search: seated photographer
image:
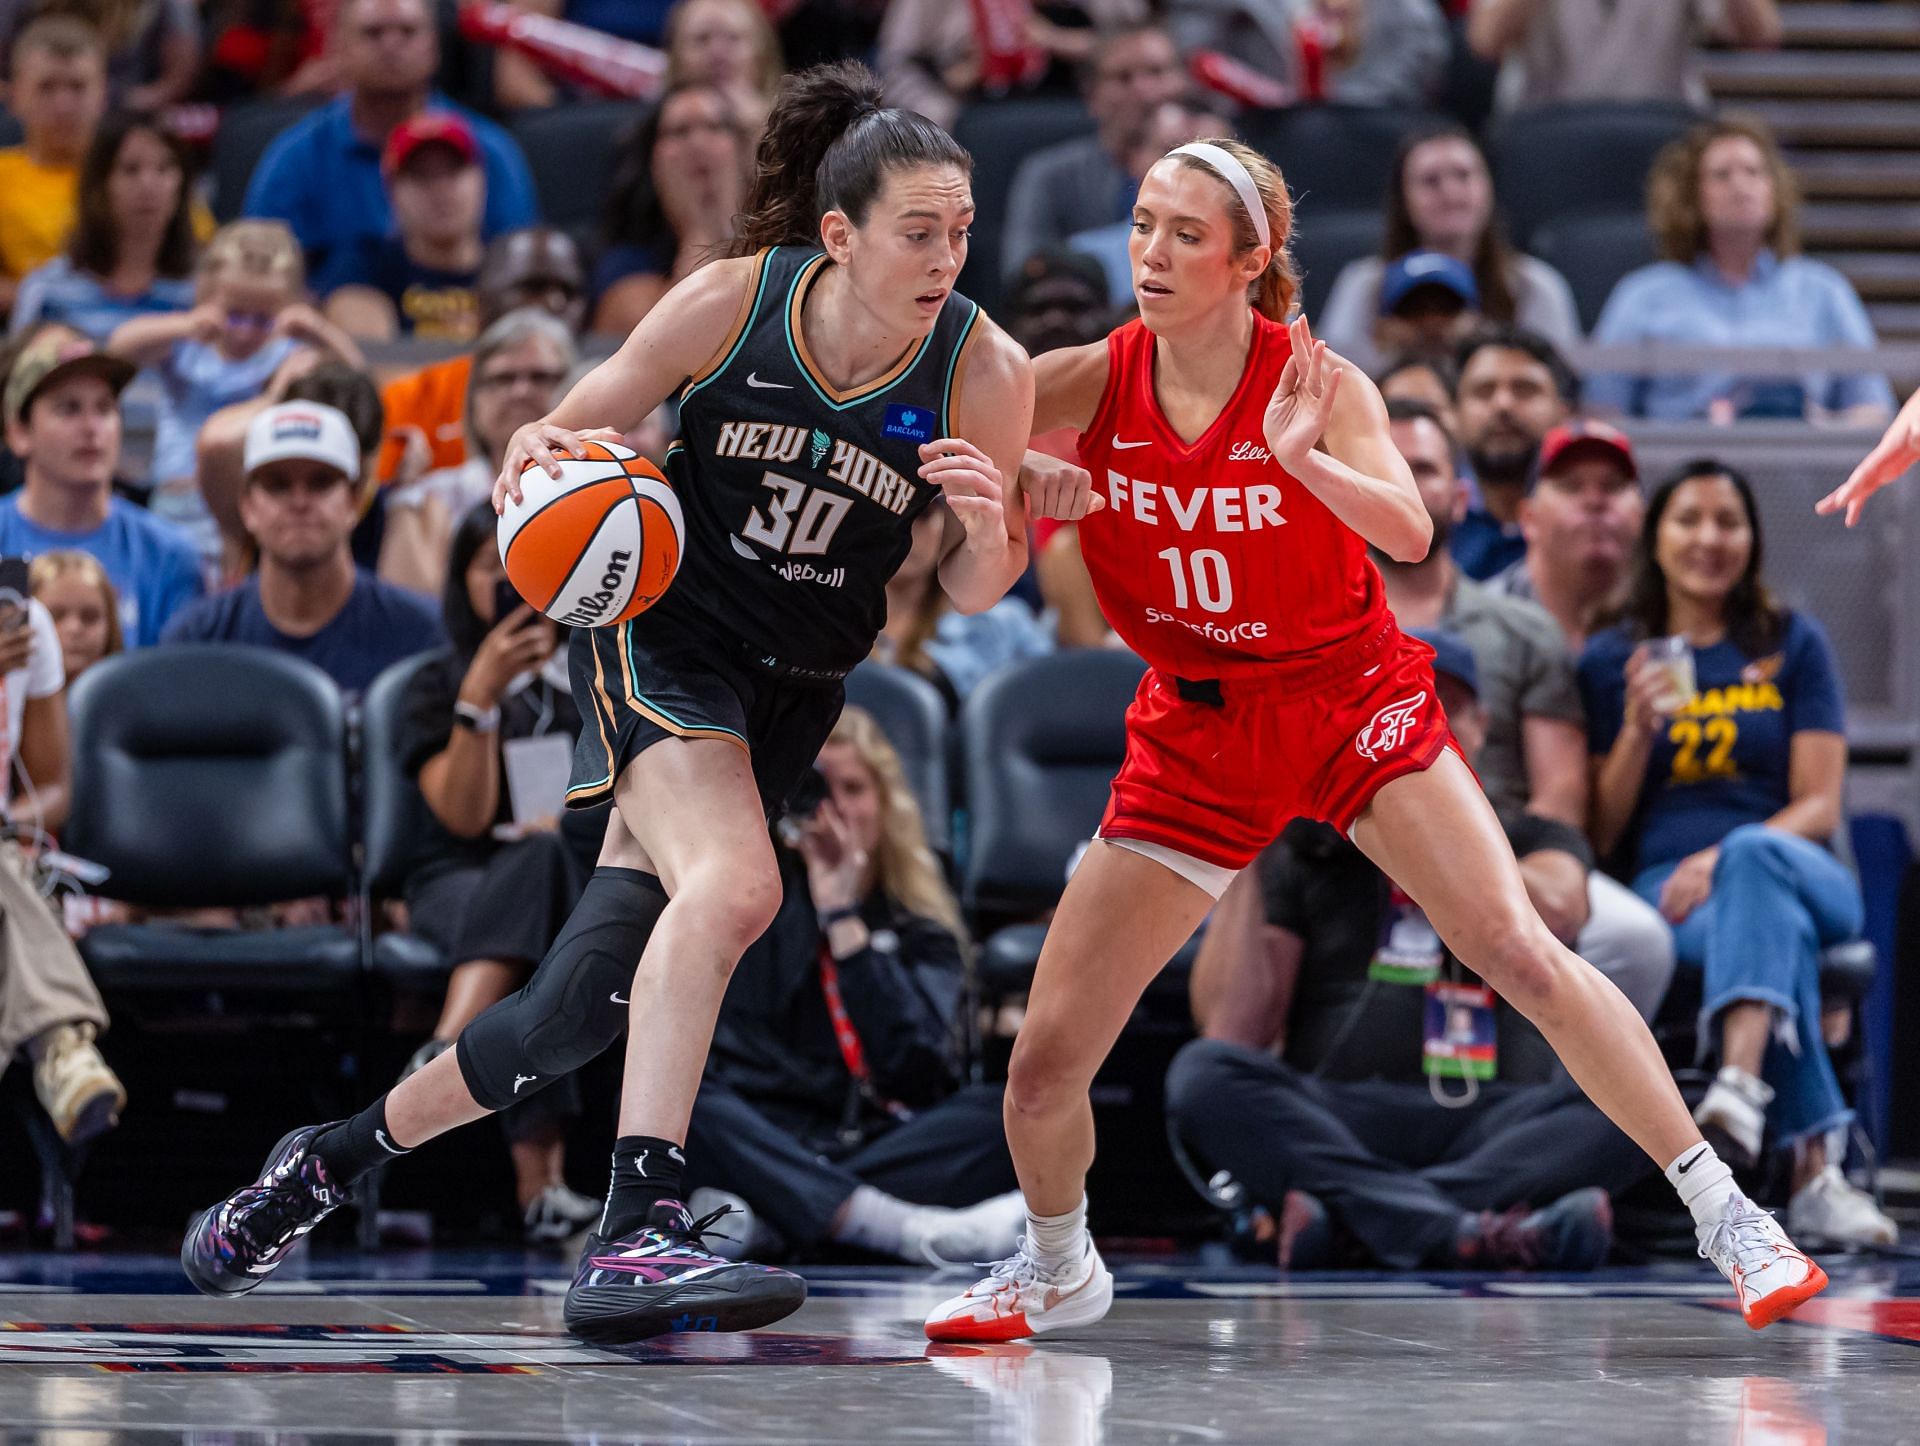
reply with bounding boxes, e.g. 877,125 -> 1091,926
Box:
0,579 -> 124,1146
1165,632 -> 1651,1271
392,502 -> 609,1245
686,708 -> 1024,1264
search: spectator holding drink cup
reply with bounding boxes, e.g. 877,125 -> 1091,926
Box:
1577,460 -> 1894,1248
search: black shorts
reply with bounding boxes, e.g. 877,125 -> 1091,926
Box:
566,614 -> 847,821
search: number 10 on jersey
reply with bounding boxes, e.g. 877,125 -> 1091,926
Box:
1157,547 -> 1234,614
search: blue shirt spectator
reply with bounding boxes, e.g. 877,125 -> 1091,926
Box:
162,569 -> 442,695
1579,609 -> 1843,873
1585,117 -> 1894,423
244,96 -> 537,277
152,335 -> 296,488
0,325 -> 202,646
1587,252 -> 1895,421
0,493 -> 201,647
10,257 -> 196,345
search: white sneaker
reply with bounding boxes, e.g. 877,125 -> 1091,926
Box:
924,1236 -> 1114,1342
1788,1165 -> 1899,1250
1699,1192 -> 1829,1329
1694,1066 -> 1772,1167
904,1191 -> 1027,1267
522,1184 -> 602,1247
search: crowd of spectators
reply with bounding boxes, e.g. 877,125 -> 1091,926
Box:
0,0 -> 1901,1259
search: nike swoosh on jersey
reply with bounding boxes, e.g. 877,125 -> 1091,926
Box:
1111,436 -> 1150,449
746,372 -> 791,389
514,1074 -> 536,1093
610,991 -> 629,1005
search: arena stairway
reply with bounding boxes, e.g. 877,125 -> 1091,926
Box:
1698,1 -> 1920,376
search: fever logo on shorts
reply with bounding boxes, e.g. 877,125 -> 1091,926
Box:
1355,692 -> 1427,762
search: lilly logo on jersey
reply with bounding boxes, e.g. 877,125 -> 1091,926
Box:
1229,440 -> 1272,463
1355,692 -> 1427,763
554,551 -> 633,627
882,405 -> 933,444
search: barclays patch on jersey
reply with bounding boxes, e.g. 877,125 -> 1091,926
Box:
882,404 -> 934,444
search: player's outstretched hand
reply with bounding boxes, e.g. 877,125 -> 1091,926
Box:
1264,314 -> 1342,474
493,424 -> 627,513
1019,451 -> 1105,521
1817,402 -> 1920,527
919,439 -> 1007,543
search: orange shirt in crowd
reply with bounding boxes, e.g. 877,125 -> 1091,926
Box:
378,353 -> 472,484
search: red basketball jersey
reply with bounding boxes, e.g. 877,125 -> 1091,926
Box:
1075,314 -> 1391,678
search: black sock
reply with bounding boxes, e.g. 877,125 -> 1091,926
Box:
311,1097 -> 412,1187
599,1134 -> 687,1238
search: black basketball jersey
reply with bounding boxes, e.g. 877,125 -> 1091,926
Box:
652,246 -> 983,676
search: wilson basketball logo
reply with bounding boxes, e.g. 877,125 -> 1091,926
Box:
1355,693 -> 1427,762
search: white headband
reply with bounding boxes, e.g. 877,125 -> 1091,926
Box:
1167,142 -> 1271,249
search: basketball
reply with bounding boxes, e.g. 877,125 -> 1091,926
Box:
496,440 -> 684,628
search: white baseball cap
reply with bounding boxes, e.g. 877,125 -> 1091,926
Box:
244,402 -> 361,482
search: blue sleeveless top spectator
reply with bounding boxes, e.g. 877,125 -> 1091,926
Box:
161,401 -> 442,695
1578,460 -> 1894,1248
9,112 -> 196,345
1587,117 -> 1894,424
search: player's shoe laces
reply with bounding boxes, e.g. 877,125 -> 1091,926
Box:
563,1199 -> 806,1344
1700,1192 -> 1829,1329
924,1236 -> 1114,1343
181,1124 -> 347,1297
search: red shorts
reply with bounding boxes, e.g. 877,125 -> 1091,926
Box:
1100,625 -> 1460,873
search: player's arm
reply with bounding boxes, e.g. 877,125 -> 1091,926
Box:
918,319 -> 1035,615
1818,384 -> 1920,526
494,257 -> 757,508
1017,340 -> 1111,522
1267,316 -> 1432,563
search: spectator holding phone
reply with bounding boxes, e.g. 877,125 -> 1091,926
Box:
29,549 -> 122,685
159,401 -> 441,696
392,500 -> 606,1245
0,554 -> 124,1148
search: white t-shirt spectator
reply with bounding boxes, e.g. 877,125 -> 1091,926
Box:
0,599 -> 64,782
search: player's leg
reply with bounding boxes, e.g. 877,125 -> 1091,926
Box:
925,840 -> 1215,1342
1352,751 -> 1827,1328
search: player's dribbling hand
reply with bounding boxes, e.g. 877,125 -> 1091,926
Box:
1018,451 -> 1105,521
493,424 -> 627,512
918,439 -> 1007,544
1264,315 -> 1343,473
1817,405 -> 1920,527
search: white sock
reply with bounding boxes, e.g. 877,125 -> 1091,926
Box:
831,1185 -> 918,1256
1025,1197 -> 1089,1270
1666,1143 -> 1741,1240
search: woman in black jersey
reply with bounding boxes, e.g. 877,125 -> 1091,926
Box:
183,61 -> 1037,1347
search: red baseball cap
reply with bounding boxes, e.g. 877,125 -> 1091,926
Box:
1535,419 -> 1638,482
382,112 -> 479,179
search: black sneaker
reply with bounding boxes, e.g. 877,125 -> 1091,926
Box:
181,1124 -> 348,1297
563,1198 -> 807,1344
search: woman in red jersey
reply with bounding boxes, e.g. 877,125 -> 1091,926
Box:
927,138 -> 1828,1342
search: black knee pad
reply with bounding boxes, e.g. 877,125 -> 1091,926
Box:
456,866 -> 667,1113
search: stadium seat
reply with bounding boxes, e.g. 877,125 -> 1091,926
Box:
65,646 -> 359,992
361,650 -> 453,989
1528,209 -> 1658,331
509,100 -> 647,237
1240,106 -> 1448,212
1490,100 -> 1698,252
209,95 -> 325,222
960,648 -> 1145,927
845,660 -> 953,858
952,96 -> 1098,315
1290,206 -> 1385,322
